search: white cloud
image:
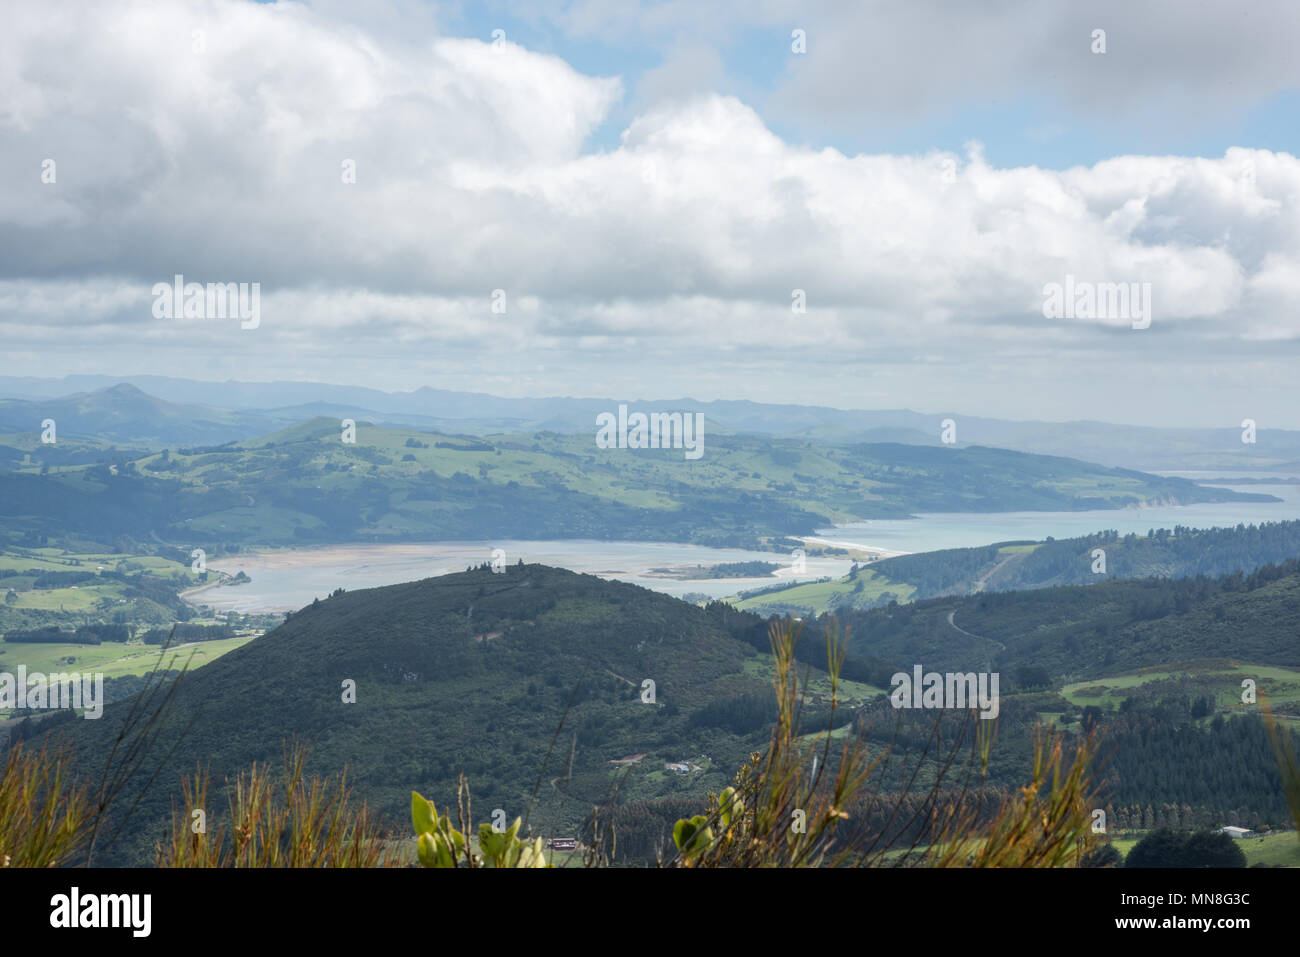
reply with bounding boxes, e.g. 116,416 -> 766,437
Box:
1,0 -> 1298,425
482,1 -> 1300,133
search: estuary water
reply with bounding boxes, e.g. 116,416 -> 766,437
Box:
193,475 -> 1300,614
811,476 -> 1300,554
198,539 -> 853,613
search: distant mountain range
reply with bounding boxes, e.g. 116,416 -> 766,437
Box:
1,376 -> 1297,471
0,384 -> 269,448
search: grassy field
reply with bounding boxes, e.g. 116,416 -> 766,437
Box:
730,567 -> 916,615
0,545 -> 202,621
796,723 -> 854,746
1236,831 -> 1300,866
728,540 -> 1049,616
741,652 -> 888,705
0,547 -> 186,575
879,830 -> 1300,867
996,544 -> 1040,556
739,651 -> 888,746
0,635 -> 255,679
1107,830 -> 1300,867
0,634 -> 257,720
1061,663 -> 1300,712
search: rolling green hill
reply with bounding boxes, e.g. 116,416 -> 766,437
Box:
0,417 -> 1273,553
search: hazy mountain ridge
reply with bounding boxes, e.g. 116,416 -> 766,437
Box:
2,377 -> 1297,470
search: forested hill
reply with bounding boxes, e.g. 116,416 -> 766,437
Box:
873,520 -> 1300,595
839,557 -> 1300,679
50,564 -> 788,864
736,520 -> 1300,616
37,559 -> 1300,865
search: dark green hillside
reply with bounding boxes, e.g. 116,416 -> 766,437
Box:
841,559 -> 1300,679
53,564 -> 784,865
742,565 -> 1300,837
36,560 -> 1300,865
872,521 -> 1300,595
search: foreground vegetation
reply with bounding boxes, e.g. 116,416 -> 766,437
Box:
8,561 -> 1295,862
4,620 -> 1113,868
4,559 -> 1297,867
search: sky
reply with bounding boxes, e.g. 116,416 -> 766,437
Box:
1,0 -> 1299,428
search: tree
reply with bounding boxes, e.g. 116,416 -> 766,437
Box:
1082,843 -> 1122,868
1081,705 -> 1104,732
1125,829 -> 1246,868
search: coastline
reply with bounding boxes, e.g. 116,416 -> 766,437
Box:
177,576 -> 233,604
795,536 -> 910,560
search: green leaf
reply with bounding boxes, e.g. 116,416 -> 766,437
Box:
673,815 -> 713,858
672,817 -> 692,850
518,837 -> 550,868
437,839 -> 456,868
411,791 -> 437,837
479,824 -> 506,864
718,787 -> 742,828
417,832 -> 439,868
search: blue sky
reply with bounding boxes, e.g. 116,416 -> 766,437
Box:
440,1 -> 1300,168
